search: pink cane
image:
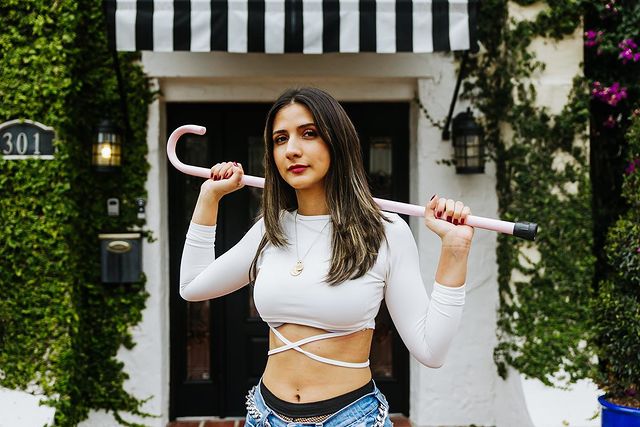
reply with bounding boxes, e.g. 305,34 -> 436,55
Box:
168,125 -> 538,241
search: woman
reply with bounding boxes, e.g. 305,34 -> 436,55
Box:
180,87 -> 474,427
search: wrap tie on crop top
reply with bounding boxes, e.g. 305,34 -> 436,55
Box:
180,210 -> 466,369
268,326 -> 370,368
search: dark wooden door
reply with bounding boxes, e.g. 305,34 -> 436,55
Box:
168,102 -> 410,419
342,102 -> 410,414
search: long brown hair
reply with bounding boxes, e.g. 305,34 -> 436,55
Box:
250,87 -> 389,286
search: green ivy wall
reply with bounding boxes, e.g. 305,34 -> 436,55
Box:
0,1 -> 154,425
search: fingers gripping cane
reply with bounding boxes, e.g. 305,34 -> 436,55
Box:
168,125 -> 538,241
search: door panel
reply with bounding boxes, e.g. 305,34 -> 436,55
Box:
169,104 -> 269,417
169,102 -> 410,418
343,103 -> 410,412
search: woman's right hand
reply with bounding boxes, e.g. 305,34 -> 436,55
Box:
200,161 -> 245,201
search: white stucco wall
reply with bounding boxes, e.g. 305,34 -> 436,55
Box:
413,51 -> 598,427
508,3 -> 602,427
413,56 -> 535,427
0,387 -> 55,427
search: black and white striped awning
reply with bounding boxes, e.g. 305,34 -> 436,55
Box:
105,0 -> 477,53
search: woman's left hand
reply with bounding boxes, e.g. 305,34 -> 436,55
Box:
424,194 -> 475,247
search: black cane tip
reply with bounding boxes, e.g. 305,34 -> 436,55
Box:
513,221 -> 538,241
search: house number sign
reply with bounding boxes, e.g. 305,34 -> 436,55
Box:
0,119 -> 56,159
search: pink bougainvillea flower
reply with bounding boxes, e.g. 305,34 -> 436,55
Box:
625,158 -> 640,175
604,0 -> 619,14
591,81 -> 628,106
585,30 -> 604,47
618,39 -> 640,64
619,39 -> 638,50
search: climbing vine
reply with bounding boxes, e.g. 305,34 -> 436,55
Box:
465,0 -> 640,408
465,0 -> 595,385
0,0 -> 155,425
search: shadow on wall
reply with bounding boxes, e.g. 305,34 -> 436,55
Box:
521,375 -> 601,427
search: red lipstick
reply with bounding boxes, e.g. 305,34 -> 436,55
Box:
288,164 -> 308,174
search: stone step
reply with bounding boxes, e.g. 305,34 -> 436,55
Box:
168,414 -> 411,427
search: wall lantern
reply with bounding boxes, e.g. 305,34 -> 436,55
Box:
438,50 -> 485,174
92,119 -> 122,172
452,108 -> 485,174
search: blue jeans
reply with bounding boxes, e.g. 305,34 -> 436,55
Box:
244,377 -> 393,427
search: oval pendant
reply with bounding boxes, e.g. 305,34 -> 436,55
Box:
290,261 -> 304,276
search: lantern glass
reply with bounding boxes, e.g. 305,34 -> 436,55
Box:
92,120 -> 122,172
369,138 -> 393,177
368,137 -> 393,198
452,109 -> 484,174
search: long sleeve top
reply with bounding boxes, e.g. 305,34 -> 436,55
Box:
180,210 -> 466,369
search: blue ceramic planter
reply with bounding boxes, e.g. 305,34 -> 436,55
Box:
599,395 -> 640,426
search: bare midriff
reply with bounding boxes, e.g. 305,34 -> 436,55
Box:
261,323 -> 374,403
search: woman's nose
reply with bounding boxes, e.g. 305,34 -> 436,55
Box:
285,137 -> 302,158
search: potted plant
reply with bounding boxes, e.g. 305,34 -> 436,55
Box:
590,109 -> 640,425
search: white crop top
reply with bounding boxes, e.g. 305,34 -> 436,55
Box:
180,210 -> 466,369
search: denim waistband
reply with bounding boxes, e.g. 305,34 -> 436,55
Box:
245,376 -> 390,427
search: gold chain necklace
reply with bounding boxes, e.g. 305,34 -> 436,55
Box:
290,211 -> 330,276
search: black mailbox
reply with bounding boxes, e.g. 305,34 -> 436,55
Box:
99,233 -> 142,283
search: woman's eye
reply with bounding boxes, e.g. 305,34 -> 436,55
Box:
274,135 -> 287,144
303,129 -> 316,138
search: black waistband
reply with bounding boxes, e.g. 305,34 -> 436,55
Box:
260,379 -> 375,417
